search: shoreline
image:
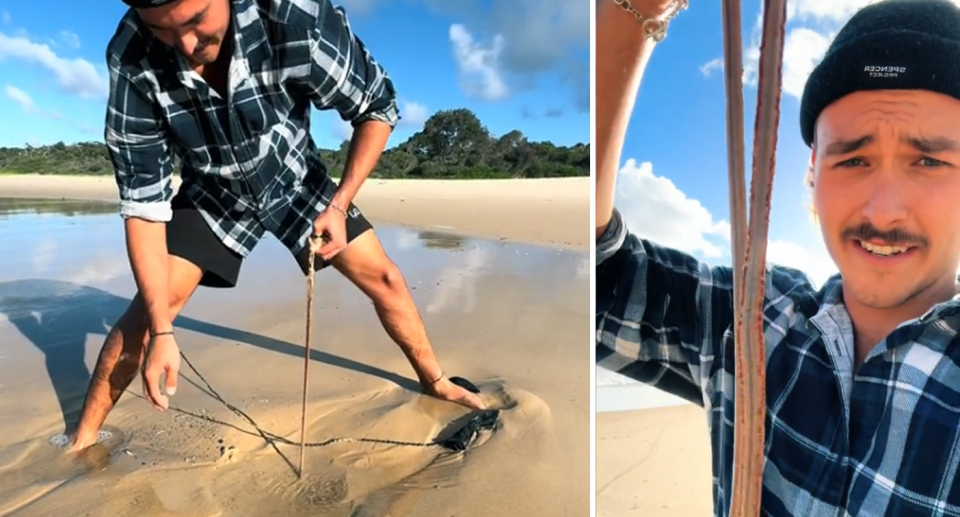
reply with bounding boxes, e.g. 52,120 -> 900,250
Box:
0,174 -> 590,251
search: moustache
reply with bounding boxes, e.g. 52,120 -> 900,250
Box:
192,36 -> 220,56
842,223 -> 928,248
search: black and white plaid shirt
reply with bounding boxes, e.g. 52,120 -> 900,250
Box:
104,0 -> 398,256
597,208 -> 960,516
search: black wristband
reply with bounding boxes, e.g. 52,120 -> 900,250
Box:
150,330 -> 174,338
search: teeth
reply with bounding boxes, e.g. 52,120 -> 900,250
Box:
860,241 -> 908,256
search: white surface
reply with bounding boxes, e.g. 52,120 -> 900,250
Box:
596,367 -> 694,413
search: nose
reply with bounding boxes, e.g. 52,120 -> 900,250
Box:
861,165 -> 909,231
177,33 -> 199,56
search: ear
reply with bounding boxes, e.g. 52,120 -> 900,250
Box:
806,146 -> 819,225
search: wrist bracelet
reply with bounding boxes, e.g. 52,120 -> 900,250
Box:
328,202 -> 348,217
612,0 -> 689,42
151,330 -> 174,338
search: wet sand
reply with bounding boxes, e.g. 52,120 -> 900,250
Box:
0,181 -> 589,517
0,174 -> 589,249
596,405 -> 713,517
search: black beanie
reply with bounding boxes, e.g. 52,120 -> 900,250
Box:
121,0 -> 177,7
799,0 -> 960,147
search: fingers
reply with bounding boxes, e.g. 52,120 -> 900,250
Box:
318,237 -> 347,261
465,392 -> 486,411
142,364 -> 168,411
165,360 -> 179,397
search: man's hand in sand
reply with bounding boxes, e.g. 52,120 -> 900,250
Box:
424,377 -> 486,411
142,333 -> 180,411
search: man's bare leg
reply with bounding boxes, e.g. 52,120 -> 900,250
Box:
330,230 -> 485,410
69,255 -> 204,451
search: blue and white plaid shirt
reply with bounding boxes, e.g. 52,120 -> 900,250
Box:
104,0 -> 398,256
597,208 -> 960,517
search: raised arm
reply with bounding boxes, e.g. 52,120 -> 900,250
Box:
596,0 -> 676,239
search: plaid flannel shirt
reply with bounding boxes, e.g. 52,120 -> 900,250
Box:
596,208 -> 960,517
104,0 -> 398,257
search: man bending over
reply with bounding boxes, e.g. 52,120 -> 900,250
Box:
70,0 -> 484,452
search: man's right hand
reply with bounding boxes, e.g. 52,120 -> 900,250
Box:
142,333 -> 181,411
596,0 -> 689,240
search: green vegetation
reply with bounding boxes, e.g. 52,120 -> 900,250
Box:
0,109 -> 588,179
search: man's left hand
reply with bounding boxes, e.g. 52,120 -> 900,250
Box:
424,377 -> 487,410
313,205 -> 348,261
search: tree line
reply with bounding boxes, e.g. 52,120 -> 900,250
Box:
0,108 -> 588,179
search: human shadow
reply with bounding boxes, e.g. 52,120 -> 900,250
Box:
0,279 -> 420,433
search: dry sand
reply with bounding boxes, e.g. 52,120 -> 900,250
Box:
596,405 -> 713,517
0,175 -> 590,517
0,174 -> 589,249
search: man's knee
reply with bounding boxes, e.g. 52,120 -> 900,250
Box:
374,260 -> 407,295
333,230 -> 408,295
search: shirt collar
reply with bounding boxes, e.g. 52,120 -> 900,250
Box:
810,272 -> 960,340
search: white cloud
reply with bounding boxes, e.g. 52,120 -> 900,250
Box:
488,0 -> 587,72
0,31 -> 107,99
713,0 -> 960,99
58,30 -> 80,49
4,84 -> 33,111
701,0 -> 866,99
4,84 -> 62,120
426,246 -> 490,315
615,159 -> 731,258
449,24 -> 507,101
616,157 -> 837,285
700,57 -> 723,77
789,0 -> 877,22
398,100 -> 429,128
767,238 -> 838,289
780,28 -> 831,98
331,119 -> 353,142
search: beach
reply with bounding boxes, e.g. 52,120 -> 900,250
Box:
0,176 -> 590,517
596,367 -> 713,516
0,174 -> 589,250
596,401 -> 713,516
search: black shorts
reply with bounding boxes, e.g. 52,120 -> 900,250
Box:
167,191 -> 373,289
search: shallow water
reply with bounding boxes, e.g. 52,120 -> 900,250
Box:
0,197 -> 590,517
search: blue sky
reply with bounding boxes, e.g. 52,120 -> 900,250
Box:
600,0 -> 881,389
0,0 -> 588,150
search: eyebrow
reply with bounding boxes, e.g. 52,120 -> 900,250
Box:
142,5 -> 209,30
823,134 -> 960,156
904,136 -> 960,153
824,135 -> 873,157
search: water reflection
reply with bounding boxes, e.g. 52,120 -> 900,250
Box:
0,199 -> 588,435
416,231 -> 466,251
0,197 -> 116,219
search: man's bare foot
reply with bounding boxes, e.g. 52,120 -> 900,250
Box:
423,378 -> 486,410
65,429 -> 101,454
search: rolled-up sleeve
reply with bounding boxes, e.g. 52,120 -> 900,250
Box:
306,2 -> 399,128
104,65 -> 175,222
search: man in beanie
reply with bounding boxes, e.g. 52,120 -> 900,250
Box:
68,0 -> 485,452
597,0 -> 960,514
